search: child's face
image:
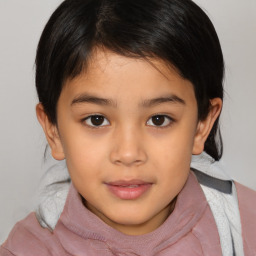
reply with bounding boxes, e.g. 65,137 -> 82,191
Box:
39,49 -> 218,235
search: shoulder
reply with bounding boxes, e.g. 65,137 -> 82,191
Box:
235,181 -> 256,217
235,182 -> 256,256
1,213 -> 65,256
235,182 -> 256,203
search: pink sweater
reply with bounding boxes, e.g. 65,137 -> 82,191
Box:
1,173 -> 255,256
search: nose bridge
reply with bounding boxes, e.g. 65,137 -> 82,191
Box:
110,123 -> 147,166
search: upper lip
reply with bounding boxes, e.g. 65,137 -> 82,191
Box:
105,180 -> 152,186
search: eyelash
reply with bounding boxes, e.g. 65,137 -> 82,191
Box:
146,115 -> 174,128
82,114 -> 174,128
83,115 -> 110,128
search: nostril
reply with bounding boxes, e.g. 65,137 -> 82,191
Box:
113,157 -> 142,166
110,148 -> 147,166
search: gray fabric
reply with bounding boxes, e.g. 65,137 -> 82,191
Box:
191,152 -> 244,256
192,168 -> 232,194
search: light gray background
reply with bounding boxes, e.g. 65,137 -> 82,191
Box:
0,0 -> 255,244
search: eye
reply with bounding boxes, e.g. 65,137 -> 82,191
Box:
147,115 -> 173,127
84,115 -> 110,127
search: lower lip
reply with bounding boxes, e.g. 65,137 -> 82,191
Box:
106,184 -> 152,200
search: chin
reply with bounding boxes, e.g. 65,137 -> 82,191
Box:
108,211 -> 153,226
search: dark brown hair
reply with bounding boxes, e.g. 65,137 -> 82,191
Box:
36,0 -> 224,160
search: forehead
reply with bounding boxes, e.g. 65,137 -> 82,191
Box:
61,49 -> 196,106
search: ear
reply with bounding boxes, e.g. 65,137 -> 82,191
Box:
36,103 -> 65,160
192,98 -> 222,155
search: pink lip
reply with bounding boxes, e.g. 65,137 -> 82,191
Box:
105,180 -> 152,200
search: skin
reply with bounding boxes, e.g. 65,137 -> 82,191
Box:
37,49 -> 222,236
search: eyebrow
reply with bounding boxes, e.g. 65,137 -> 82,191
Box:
71,93 -> 185,108
71,94 -> 117,107
140,94 -> 186,107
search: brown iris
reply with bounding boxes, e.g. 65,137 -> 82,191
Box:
90,115 -> 105,126
151,115 -> 166,126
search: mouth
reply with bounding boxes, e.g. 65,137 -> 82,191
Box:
105,180 -> 153,200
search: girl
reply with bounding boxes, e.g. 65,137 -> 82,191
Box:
1,0 -> 255,255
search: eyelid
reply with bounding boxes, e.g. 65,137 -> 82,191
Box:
146,114 -> 174,128
82,114 -> 110,128
81,113 -> 174,128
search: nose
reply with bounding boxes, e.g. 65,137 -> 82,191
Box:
109,126 -> 147,167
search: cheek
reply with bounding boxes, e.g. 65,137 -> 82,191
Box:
153,127 -> 195,162
155,143 -> 191,202
149,125 -> 195,183
60,131 -> 108,180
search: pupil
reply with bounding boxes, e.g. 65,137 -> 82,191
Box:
91,116 -> 104,126
152,115 -> 165,126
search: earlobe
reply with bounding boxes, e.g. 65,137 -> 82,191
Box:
192,98 -> 222,155
36,103 -> 65,160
